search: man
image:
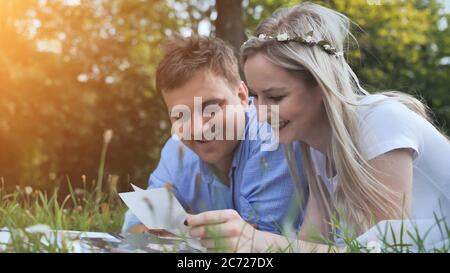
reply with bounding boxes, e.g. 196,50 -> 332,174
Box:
122,35 -> 306,235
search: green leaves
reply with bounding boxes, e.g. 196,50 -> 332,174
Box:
0,0 -> 174,189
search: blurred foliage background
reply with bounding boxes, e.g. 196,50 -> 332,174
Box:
0,0 -> 449,193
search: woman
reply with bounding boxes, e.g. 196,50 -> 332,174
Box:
185,2 -> 450,252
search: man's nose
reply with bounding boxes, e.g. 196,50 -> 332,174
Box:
191,112 -> 204,140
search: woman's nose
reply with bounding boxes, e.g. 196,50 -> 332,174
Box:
256,103 -> 279,125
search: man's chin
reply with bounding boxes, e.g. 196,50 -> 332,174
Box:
196,152 -> 221,165
184,140 -> 215,151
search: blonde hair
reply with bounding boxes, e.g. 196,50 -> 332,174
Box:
241,2 -> 439,236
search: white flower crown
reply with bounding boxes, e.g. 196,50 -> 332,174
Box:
247,31 -> 344,57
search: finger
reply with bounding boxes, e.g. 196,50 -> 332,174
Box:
189,222 -> 245,238
186,209 -> 238,227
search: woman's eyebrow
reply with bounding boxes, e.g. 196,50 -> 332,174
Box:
248,87 -> 286,94
261,87 -> 286,94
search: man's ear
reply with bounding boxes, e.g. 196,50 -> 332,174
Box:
237,81 -> 249,110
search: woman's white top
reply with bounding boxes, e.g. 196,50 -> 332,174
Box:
310,94 -> 450,222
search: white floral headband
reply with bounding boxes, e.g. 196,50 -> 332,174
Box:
246,30 -> 344,57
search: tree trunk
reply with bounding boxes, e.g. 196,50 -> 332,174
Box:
214,0 -> 246,56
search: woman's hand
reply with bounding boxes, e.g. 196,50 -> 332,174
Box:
186,209 -> 262,252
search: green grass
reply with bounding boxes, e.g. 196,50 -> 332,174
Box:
0,129 -> 132,252
0,176 -> 127,252
0,178 -> 449,253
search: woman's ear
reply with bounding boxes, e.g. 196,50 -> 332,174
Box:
237,81 -> 249,110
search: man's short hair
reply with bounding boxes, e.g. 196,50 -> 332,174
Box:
156,35 -> 241,93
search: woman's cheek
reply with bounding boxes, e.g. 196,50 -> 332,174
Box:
279,100 -> 295,121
